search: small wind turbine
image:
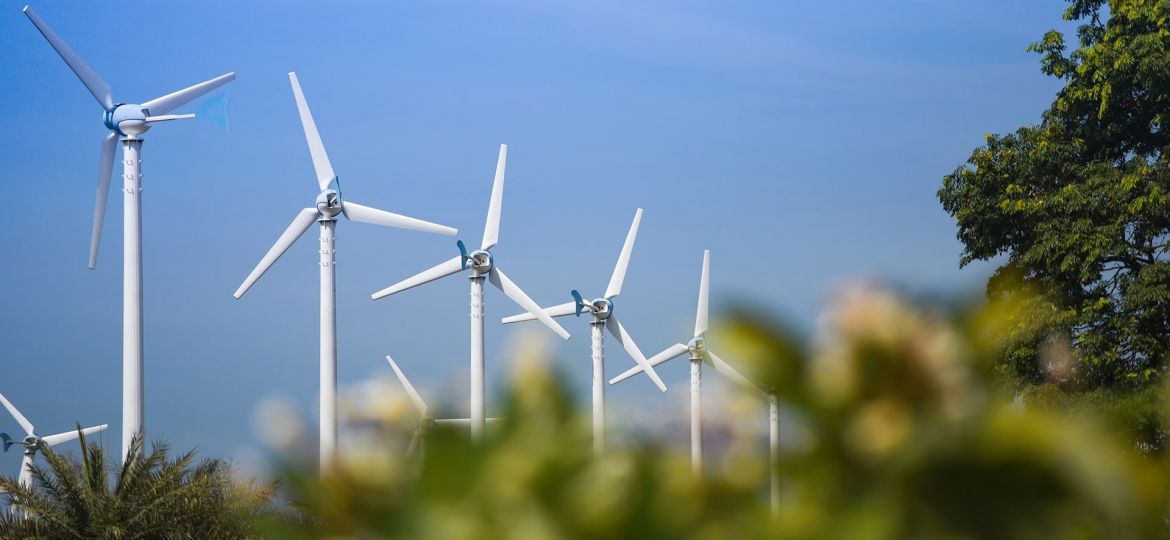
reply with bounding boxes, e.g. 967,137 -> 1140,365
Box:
0,391 -> 107,501
384,355 -> 498,457
500,208 -> 668,455
23,5 -> 234,460
608,250 -> 772,456
371,144 -> 571,442
234,72 -> 458,473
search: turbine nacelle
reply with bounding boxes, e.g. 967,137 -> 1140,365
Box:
458,241 -> 494,274
316,188 -> 343,219
581,297 -> 613,320
104,103 -> 150,136
688,336 -> 707,359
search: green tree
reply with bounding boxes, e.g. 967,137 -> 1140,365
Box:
938,0 -> 1170,388
0,432 -> 275,539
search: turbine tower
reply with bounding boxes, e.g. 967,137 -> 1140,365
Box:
385,355 -> 497,458
0,391 -> 107,517
500,208 -> 668,454
371,145 -> 571,442
234,73 -> 458,473
23,5 -> 235,461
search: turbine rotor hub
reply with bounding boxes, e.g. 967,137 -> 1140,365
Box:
468,249 -> 493,274
316,189 -> 342,218
590,297 -> 613,320
687,336 -> 707,358
23,435 -> 42,453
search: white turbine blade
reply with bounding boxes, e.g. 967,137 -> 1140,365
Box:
434,418 -> 472,426
287,72 -> 335,190
141,72 -> 236,116
488,268 -> 570,340
385,355 -> 428,417
89,131 -> 118,269
18,454 -> 33,488
480,144 -> 507,250
0,392 -> 34,436
41,424 -> 107,447
707,350 -> 760,394
233,208 -> 319,299
342,201 -> 458,236
371,256 -> 464,300
405,429 -> 421,457
695,250 -> 710,337
501,301 -> 578,324
609,342 -> 689,385
605,208 -> 643,299
605,316 -> 667,392
23,6 -> 114,111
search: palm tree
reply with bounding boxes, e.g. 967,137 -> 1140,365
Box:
0,429 -> 275,538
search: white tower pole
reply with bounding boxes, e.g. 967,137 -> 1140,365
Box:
469,275 -> 486,442
590,320 -> 606,455
769,393 -> 780,517
690,357 -> 703,473
319,219 -> 338,472
121,137 -> 144,462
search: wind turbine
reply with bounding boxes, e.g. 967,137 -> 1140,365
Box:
0,391 -> 107,503
384,355 -> 498,457
500,208 -> 667,455
23,5 -> 235,461
608,251 -> 775,485
371,144 -> 571,442
233,72 -> 458,473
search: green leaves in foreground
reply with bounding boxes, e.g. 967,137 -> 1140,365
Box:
0,432 -> 275,539
266,287 -> 1170,539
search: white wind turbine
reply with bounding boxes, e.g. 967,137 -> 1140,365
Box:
0,391 -> 107,501
384,355 -> 498,457
234,72 -> 458,473
23,6 -> 235,461
371,144 -> 571,442
608,250 -> 779,514
500,208 -> 667,455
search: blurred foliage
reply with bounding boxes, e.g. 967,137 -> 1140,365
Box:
937,0 -> 1170,387
0,432 -> 276,539
261,286 -> 1170,539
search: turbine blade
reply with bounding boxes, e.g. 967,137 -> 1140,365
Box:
0,392 -> 34,436
695,250 -> 710,337
342,201 -> 457,236
385,355 -> 428,417
488,267 -> 570,340
609,342 -> 690,385
405,429 -> 421,457
371,256 -> 464,300
480,144 -> 507,250
287,72 -> 335,190
707,350 -> 761,395
605,208 -> 643,299
41,424 -> 107,447
234,208 -> 319,299
141,72 -> 236,116
23,6 -> 114,111
501,300 -> 578,324
605,316 -> 667,392
18,454 -> 33,488
434,418 -> 472,426
89,131 -> 118,269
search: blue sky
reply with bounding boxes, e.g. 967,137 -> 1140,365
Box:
0,1 -> 1072,473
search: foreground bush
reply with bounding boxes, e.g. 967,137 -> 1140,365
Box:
0,433 -> 275,539
263,287 -> 1170,539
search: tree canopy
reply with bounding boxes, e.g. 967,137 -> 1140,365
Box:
939,0 -> 1170,388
